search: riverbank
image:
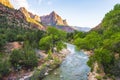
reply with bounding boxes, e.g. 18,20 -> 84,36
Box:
83,50 -> 100,80
3,48 -> 70,80
82,50 -> 94,56
82,50 -> 98,80
43,43 -> 90,80
31,46 -> 93,80
30,48 -> 70,80
6,43 -> 91,80
84,51 -> 106,80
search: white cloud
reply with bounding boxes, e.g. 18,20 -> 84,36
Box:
10,0 -> 29,9
10,0 -> 54,14
10,0 -> 36,14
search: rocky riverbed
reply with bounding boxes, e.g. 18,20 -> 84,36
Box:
43,43 -> 90,80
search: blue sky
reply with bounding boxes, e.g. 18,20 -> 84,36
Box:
10,0 -> 120,28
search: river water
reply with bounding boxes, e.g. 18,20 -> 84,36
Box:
43,43 -> 90,80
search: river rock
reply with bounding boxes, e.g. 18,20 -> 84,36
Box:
44,72 -> 48,76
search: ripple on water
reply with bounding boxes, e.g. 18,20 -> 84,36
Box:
60,52 -> 90,80
43,43 -> 90,80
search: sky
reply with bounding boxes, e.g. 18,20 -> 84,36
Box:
10,0 -> 120,28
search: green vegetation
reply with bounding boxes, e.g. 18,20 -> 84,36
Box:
0,25 -> 45,49
1,1 -> 120,79
39,27 -> 67,52
0,60 -> 11,78
39,36 -> 52,52
95,75 -> 102,80
0,22 -> 45,77
66,31 -> 86,42
0,54 -> 11,79
73,4 -> 120,77
10,47 -> 38,69
74,31 -> 102,50
0,20 -> 67,78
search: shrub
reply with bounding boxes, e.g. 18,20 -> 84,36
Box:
95,75 -> 102,80
10,48 -> 38,69
10,49 -> 23,67
0,59 -> 11,78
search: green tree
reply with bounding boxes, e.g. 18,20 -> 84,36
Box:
94,48 -> 112,65
114,4 -> 120,10
74,31 -> 86,39
39,27 -> 67,53
85,31 -> 102,50
74,31 -> 102,50
47,27 -> 66,52
77,4 -> 120,77
74,38 -> 87,50
88,48 -> 113,73
39,36 -> 52,52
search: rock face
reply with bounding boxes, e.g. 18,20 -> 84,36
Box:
40,11 -> 68,26
56,25 -> 74,32
91,23 -> 101,31
29,12 -> 41,22
0,0 -> 74,32
19,7 -> 44,29
19,7 -> 31,19
0,3 -> 44,30
34,15 -> 41,22
19,7 -> 41,22
63,19 -> 68,26
40,11 -> 75,32
0,0 -> 13,8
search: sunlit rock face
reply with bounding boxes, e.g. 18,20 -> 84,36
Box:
0,0 -> 73,32
19,7 -> 41,22
19,7 -> 44,29
0,3 -> 44,30
0,0 -> 13,8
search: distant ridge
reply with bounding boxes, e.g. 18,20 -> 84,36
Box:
71,26 -> 91,32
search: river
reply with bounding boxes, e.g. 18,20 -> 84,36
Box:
43,43 -> 90,80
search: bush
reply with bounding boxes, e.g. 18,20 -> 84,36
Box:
10,47 -> 38,69
109,59 -> 120,77
103,75 -> 107,79
95,75 -> 102,80
10,49 -> 23,67
0,59 -> 11,78
22,47 -> 38,68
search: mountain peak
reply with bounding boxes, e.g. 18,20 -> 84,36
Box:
0,0 -> 13,8
19,7 -> 31,18
19,7 -> 26,11
19,7 -> 44,29
41,11 -> 68,26
50,11 -> 56,15
19,7 -> 41,22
